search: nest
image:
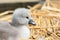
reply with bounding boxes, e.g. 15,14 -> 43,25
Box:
0,0 -> 60,40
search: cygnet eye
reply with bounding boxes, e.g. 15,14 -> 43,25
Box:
26,17 -> 29,19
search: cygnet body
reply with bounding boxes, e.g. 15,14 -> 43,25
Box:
0,8 -> 36,40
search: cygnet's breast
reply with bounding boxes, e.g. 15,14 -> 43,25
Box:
17,26 -> 30,38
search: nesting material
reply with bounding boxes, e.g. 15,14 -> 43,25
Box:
0,0 -> 60,40
1,10 -> 60,40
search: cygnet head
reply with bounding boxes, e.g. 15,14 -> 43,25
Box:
12,8 -> 36,26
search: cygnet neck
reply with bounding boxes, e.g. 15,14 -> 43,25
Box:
10,21 -> 27,27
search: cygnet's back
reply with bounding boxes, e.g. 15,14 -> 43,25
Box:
0,21 -> 18,40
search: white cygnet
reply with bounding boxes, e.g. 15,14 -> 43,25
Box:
0,8 -> 36,40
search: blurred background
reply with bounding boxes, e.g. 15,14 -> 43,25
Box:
0,0 -> 45,12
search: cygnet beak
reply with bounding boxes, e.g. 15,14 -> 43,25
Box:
29,19 -> 36,25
